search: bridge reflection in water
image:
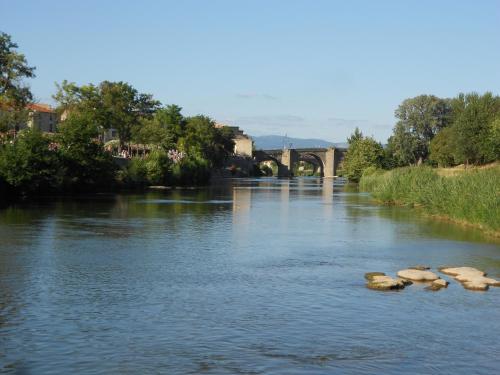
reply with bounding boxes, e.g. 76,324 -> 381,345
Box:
231,178 -> 336,234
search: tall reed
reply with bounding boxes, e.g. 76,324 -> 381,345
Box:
359,165 -> 500,233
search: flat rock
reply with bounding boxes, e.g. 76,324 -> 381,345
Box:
463,281 -> 489,291
439,267 -> 485,277
366,275 -> 406,291
397,269 -> 439,282
439,266 -> 499,291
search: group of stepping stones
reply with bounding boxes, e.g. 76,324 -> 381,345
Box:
365,265 -> 500,292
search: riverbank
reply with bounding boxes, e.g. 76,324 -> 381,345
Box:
359,165 -> 500,237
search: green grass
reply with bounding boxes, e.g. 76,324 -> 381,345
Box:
359,165 -> 500,234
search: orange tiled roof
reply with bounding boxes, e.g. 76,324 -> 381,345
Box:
27,103 -> 55,113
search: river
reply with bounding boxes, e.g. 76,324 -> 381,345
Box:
0,178 -> 499,374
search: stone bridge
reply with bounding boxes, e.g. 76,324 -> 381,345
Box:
254,147 -> 345,177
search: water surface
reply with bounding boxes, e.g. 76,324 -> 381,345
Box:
1,178 -> 499,374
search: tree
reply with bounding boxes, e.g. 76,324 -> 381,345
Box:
57,112 -> 117,190
389,95 -> 452,165
132,104 -> 185,150
0,129 -> 62,194
386,122 -> 420,166
342,131 -> 385,182
0,32 -> 36,131
451,92 -> 500,165
429,127 -> 456,167
347,127 -> 363,145
155,104 -> 185,143
53,80 -> 161,149
179,115 -> 234,167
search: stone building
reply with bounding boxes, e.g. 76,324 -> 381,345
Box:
26,104 -> 58,132
215,123 -> 253,157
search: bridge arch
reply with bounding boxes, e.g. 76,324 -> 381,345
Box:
297,152 -> 324,177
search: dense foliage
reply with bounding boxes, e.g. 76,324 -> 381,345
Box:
0,32 -> 235,199
0,32 -> 36,132
386,93 -> 499,168
341,128 -> 385,182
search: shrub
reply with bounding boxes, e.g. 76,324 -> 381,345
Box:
144,149 -> 170,185
169,156 -> 211,186
0,129 -> 63,195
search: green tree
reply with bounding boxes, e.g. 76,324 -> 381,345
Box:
342,131 -> 385,182
429,127 -> 456,167
57,112 -> 117,190
132,104 -> 185,150
451,92 -> 500,165
386,122 -> 420,166
179,115 -> 234,167
155,104 -> 185,143
0,129 -> 62,194
389,95 -> 452,165
0,32 -> 36,132
53,80 -> 161,149
347,127 -> 363,145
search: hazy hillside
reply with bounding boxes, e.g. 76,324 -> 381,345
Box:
252,135 -> 347,150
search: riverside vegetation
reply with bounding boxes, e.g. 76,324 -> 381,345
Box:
0,32 -> 234,200
359,165 -> 500,235
341,92 -> 499,235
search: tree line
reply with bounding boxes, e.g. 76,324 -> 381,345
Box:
342,93 -> 500,181
0,31 -> 234,198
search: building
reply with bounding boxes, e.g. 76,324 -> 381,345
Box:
26,103 -> 58,133
215,123 -> 253,157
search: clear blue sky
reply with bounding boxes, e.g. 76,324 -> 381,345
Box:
2,0 -> 499,142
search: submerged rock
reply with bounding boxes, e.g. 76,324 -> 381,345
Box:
439,266 -> 500,292
397,269 -> 440,282
366,275 -> 406,291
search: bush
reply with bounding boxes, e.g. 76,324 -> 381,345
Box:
144,149 -> 170,185
169,156 -> 211,186
125,157 -> 148,186
343,132 -> 385,182
0,129 -> 63,195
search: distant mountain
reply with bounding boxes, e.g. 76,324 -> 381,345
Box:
251,135 -> 347,150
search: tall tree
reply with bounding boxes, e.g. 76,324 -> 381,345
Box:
451,92 -> 500,165
0,32 -> 36,131
389,95 -> 452,165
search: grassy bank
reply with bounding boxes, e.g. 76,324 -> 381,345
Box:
359,165 -> 500,235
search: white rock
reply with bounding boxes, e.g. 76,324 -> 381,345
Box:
439,267 -> 485,277
463,280 -> 489,291
397,269 -> 439,281
439,266 -> 500,292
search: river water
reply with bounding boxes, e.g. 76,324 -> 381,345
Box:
0,178 -> 499,374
